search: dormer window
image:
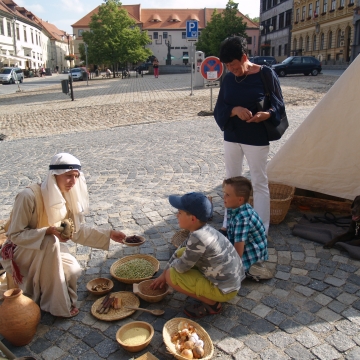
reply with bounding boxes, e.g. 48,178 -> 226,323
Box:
188,14 -> 199,21
169,14 -> 180,22
150,14 -> 162,22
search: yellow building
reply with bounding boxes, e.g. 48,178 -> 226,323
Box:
291,0 -> 355,64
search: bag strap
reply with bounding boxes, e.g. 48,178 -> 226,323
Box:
259,66 -> 271,98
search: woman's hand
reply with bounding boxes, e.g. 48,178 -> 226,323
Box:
150,271 -> 167,290
246,111 -> 271,123
45,227 -> 69,242
110,230 -> 126,243
231,106 -> 253,121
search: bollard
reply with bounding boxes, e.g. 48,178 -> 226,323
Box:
61,79 -> 69,94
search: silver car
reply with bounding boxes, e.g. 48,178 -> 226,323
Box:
0,67 -> 24,84
69,68 -> 86,81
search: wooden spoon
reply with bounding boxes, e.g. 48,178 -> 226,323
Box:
124,306 -> 164,316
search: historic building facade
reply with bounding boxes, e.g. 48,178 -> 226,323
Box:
260,0 -> 293,62
291,0 -> 356,64
72,5 -> 260,66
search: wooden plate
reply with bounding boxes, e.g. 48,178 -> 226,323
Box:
90,291 -> 140,321
123,235 -> 146,247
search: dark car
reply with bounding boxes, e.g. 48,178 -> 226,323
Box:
250,56 -> 277,66
272,56 -> 322,77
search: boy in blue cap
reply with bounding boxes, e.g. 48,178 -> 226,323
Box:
151,192 -> 244,318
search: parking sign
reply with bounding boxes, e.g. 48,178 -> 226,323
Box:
186,20 -> 198,41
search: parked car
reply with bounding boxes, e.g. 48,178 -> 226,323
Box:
135,63 -> 149,72
0,67 -> 24,84
250,56 -> 277,66
69,67 -> 87,81
272,56 -> 322,77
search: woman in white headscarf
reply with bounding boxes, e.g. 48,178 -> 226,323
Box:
0,153 -> 126,318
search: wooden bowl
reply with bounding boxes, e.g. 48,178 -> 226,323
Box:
116,321 -> 154,352
110,255 -> 159,284
123,235 -> 145,247
133,279 -> 172,303
86,278 -> 114,296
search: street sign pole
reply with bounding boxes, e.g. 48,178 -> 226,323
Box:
190,42 -> 193,96
186,20 -> 198,97
85,43 -> 89,86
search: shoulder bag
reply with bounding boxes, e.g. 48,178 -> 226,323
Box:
258,68 -> 289,141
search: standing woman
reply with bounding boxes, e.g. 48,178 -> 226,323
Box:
0,153 -> 126,318
214,36 -> 285,234
153,57 -> 159,78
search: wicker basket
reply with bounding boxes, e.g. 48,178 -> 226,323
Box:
116,321 -> 154,352
133,279 -> 172,303
136,352 -> 159,360
163,318 -> 214,360
249,183 -> 295,224
171,229 -> 190,248
110,254 -> 160,284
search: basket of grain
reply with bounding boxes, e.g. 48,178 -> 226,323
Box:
110,254 -> 160,284
116,321 -> 154,352
249,182 -> 295,224
133,279 -> 172,303
163,317 -> 214,360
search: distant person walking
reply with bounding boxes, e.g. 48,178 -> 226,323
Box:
153,58 -> 159,78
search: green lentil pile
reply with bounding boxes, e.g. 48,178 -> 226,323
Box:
115,259 -> 154,279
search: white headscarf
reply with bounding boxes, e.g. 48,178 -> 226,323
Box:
41,153 -> 89,231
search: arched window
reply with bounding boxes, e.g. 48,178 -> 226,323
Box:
313,35 -> 317,51
299,37 -> 303,51
328,31 -> 333,48
337,29 -> 341,47
320,33 -> 324,50
294,38 -> 297,51
306,36 -> 310,51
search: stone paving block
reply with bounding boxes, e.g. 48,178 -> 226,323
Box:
332,255 -> 349,264
346,346 -> 360,360
294,311 -> 316,325
311,343 -> 342,360
94,338 -> 119,358
295,329 -> 321,348
284,343 -> 313,360
291,267 -> 308,276
276,302 -> 299,316
323,286 -> 343,299
275,271 -> 291,280
265,310 -> 287,326
238,297 -> 257,311
342,307 -> 360,325
272,289 -> 289,298
261,295 -> 281,308
316,308 -> 342,323
324,276 -> 346,287
325,332 -> 356,352
335,319 -> 360,336
217,337 -> 243,354
292,252 -> 305,261
244,334 -> 270,352
38,345 -> 65,360
267,331 -> 295,348
336,292 -> 358,305
279,319 -> 301,334
251,304 -> 272,318
248,319 -> 276,334
260,348 -> 290,360
213,316 -> 239,332
233,346 -> 257,360
294,285 -> 315,297
314,293 -> 333,306
247,290 -> 264,301
309,322 -> 335,334
305,256 -> 320,264
231,324 -> 251,339
328,300 -> 347,314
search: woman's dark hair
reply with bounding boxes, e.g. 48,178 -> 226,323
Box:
219,36 -> 248,63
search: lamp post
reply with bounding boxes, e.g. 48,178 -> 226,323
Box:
165,35 -> 172,65
62,33 -> 76,101
259,24 -> 274,56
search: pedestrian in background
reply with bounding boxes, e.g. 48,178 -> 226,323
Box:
153,58 -> 159,78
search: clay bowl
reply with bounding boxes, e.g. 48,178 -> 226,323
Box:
86,277 -> 114,296
123,235 -> 145,247
116,321 -> 154,352
133,279 -> 172,303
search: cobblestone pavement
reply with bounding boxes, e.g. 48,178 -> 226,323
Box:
1,74 -> 360,360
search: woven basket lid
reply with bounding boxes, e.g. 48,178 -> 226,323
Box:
170,229 -> 190,248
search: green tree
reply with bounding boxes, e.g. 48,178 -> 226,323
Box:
196,0 -> 247,57
81,0 -> 151,74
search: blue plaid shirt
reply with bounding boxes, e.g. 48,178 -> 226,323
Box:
227,203 -> 268,272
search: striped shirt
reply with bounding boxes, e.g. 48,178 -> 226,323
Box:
227,203 -> 268,272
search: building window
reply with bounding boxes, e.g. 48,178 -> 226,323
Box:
337,29 -> 341,47
313,35 -> 317,50
0,18 -> 4,35
340,0 -> 344,5
7,21 -> 11,37
302,6 -> 306,20
163,32 -> 168,39
247,36 -> 252,44
349,0 -> 354,4
328,31 -> 332,48
36,33 -> 38,45
16,26 -> 20,40
182,32 -> 186,39
153,32 -> 158,39
306,36 -> 310,51
299,37 -> 303,50
315,1 -> 320,15
331,0 -> 336,10
320,33 -> 324,49
262,0 -> 267,11
278,44 -> 282,56
284,43 -> 288,55
31,31 -> 34,44
271,47 -> 275,56
271,16 -> 277,31
285,11 -> 291,26
308,3 -> 313,17
294,38 -> 297,51
78,29 -> 84,36
279,13 -> 284,29
296,8 -> 299,22
323,0 -> 328,13
23,26 -> 27,42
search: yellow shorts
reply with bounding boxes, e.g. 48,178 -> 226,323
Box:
169,248 -> 237,303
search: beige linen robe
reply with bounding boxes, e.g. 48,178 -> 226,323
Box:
0,184 -> 111,317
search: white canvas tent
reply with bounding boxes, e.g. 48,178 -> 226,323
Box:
267,55 -> 360,201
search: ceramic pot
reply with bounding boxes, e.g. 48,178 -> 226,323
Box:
0,288 -> 41,346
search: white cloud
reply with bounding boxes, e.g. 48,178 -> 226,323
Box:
61,0 -> 84,14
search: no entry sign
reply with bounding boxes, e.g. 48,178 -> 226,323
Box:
200,56 -> 224,81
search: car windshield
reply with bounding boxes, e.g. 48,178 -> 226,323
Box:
70,69 -> 81,73
282,57 -> 294,64
0,69 -> 12,74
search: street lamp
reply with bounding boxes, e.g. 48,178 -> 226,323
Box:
62,33 -> 76,101
259,24 -> 274,56
164,35 -> 172,65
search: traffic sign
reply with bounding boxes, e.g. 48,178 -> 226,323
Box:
200,56 -> 224,81
186,20 -> 198,40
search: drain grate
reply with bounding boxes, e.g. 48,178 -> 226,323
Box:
0,134 -> 7,141
197,111 -> 214,116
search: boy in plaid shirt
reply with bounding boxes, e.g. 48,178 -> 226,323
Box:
223,176 -> 268,273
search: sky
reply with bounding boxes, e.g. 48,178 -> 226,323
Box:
14,0 -> 260,34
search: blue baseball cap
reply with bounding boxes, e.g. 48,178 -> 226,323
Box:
169,192 -> 213,222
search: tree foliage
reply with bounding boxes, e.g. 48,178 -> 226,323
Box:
81,0 -> 151,68
196,0 -> 247,57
